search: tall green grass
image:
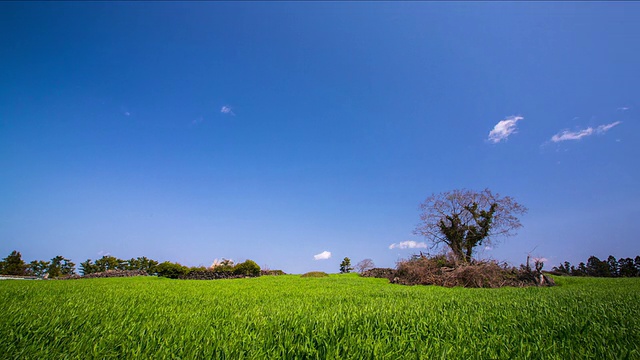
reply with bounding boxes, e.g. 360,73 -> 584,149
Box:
1,274 -> 639,359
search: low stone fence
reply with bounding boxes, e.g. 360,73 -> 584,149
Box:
179,270 -> 256,280
0,275 -> 41,280
361,268 -> 396,280
63,270 -> 149,279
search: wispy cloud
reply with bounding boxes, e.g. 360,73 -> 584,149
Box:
617,107 -> 630,111
119,105 -> 131,117
389,241 -> 428,250
488,115 -> 523,143
551,121 -> 622,142
596,121 -> 622,133
221,105 -> 235,116
551,128 -> 594,142
192,116 -> 204,125
313,251 -> 332,260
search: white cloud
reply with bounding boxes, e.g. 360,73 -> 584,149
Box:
617,107 -> 630,111
313,251 -> 332,260
221,106 -> 235,116
551,121 -> 621,142
389,241 -> 428,250
124,111 -> 131,116
488,115 -> 523,143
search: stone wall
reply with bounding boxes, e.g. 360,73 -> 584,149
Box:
179,270 -> 257,280
82,270 -> 148,278
361,268 -> 396,280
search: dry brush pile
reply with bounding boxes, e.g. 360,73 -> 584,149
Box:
362,256 -> 555,288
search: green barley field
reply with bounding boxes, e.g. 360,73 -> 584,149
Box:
1,274 -> 639,359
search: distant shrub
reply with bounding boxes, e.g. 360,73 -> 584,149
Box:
233,260 -> 261,277
156,262 -> 189,279
261,269 -> 286,276
301,271 -> 329,278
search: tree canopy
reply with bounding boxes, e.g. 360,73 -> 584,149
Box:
340,257 -> 353,273
0,250 -> 27,276
414,188 -> 527,263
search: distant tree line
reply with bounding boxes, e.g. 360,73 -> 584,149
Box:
151,258 -> 261,279
0,250 -> 263,279
80,256 -> 159,275
0,251 -> 75,278
552,255 -> 640,277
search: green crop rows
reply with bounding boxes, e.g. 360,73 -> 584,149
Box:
1,274 -> 639,359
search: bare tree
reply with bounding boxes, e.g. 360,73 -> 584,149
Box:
414,188 -> 527,263
355,258 -> 375,274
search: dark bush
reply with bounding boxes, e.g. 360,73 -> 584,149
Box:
233,260 -> 261,277
156,262 -> 189,279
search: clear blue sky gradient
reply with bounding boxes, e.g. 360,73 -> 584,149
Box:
1,3 -> 638,273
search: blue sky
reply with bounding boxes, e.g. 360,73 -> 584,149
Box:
1,2 -> 638,273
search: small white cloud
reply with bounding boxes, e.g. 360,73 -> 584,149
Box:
124,111 -> 131,116
389,241 -> 428,250
313,251 -> 332,260
551,121 -> 621,142
617,107 -> 630,111
221,106 -> 235,116
488,115 -> 523,143
484,246 -> 493,251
